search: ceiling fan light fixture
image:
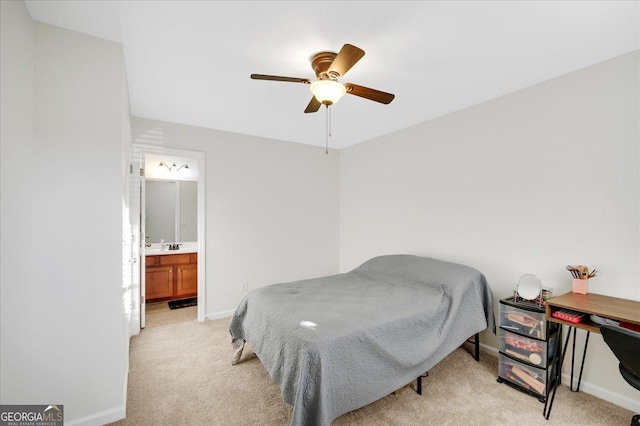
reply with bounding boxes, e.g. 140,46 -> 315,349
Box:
310,80 -> 346,105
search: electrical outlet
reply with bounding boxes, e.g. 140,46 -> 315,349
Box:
241,281 -> 248,292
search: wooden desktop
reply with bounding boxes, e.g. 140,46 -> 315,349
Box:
545,292 -> 640,333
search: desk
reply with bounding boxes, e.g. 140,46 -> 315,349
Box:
546,292 -> 640,331
543,292 -> 640,419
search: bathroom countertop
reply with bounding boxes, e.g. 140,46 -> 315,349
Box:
145,243 -> 198,256
146,249 -> 197,256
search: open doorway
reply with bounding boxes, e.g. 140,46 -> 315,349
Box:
129,145 -> 205,335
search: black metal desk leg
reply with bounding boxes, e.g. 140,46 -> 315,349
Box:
544,326 -> 591,420
573,331 -> 590,392
544,327 -> 573,420
570,328 -> 577,388
569,328 -> 590,392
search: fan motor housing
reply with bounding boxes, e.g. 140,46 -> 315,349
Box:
311,51 -> 339,80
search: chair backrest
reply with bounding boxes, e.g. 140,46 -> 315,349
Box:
601,324 -> 640,387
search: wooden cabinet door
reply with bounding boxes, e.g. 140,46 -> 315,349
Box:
176,263 -> 197,297
146,266 -> 174,301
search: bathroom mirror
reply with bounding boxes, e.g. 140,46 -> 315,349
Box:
145,180 -> 197,243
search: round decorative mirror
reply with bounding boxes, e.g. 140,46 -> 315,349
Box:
517,274 -> 542,300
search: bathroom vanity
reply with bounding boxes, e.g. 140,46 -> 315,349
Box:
145,251 -> 197,302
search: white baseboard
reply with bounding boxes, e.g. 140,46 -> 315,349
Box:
205,310 -> 234,321
562,374 -> 640,413
64,405 -> 125,426
480,342 -> 498,355
483,344 -> 639,414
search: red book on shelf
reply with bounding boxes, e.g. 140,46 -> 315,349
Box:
552,309 -> 586,324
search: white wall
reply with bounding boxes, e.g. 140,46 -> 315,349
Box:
180,180 -> 198,242
1,7 -> 131,424
1,0 -> 36,403
131,118 -> 341,317
340,51 -> 639,410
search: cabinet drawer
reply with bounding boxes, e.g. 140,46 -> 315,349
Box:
499,354 -> 549,396
159,253 -> 192,266
499,305 -> 546,339
499,329 -> 557,368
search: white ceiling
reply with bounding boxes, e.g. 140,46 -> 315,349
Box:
24,1 -> 639,149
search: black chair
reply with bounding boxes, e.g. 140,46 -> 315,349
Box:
600,324 -> 640,426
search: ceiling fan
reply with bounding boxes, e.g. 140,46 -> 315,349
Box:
251,44 -> 395,113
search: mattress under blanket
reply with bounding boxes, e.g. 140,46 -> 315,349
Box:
229,254 -> 495,426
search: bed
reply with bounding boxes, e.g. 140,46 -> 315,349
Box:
229,254 -> 495,426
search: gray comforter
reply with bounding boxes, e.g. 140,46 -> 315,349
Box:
229,254 -> 495,426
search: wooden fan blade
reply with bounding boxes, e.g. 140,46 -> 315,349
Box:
345,83 -> 395,104
328,44 -> 365,77
304,96 -> 322,113
251,74 -> 311,84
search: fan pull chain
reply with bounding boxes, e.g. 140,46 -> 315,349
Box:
325,105 -> 330,154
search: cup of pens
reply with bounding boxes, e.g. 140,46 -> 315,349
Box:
566,265 -> 597,295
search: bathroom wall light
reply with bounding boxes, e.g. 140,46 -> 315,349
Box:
159,162 -> 189,172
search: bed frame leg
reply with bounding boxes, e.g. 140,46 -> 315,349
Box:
416,372 -> 428,395
465,333 -> 480,362
474,332 -> 480,361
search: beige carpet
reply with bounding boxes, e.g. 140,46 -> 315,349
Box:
143,302 -> 198,328
110,308 -> 633,425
